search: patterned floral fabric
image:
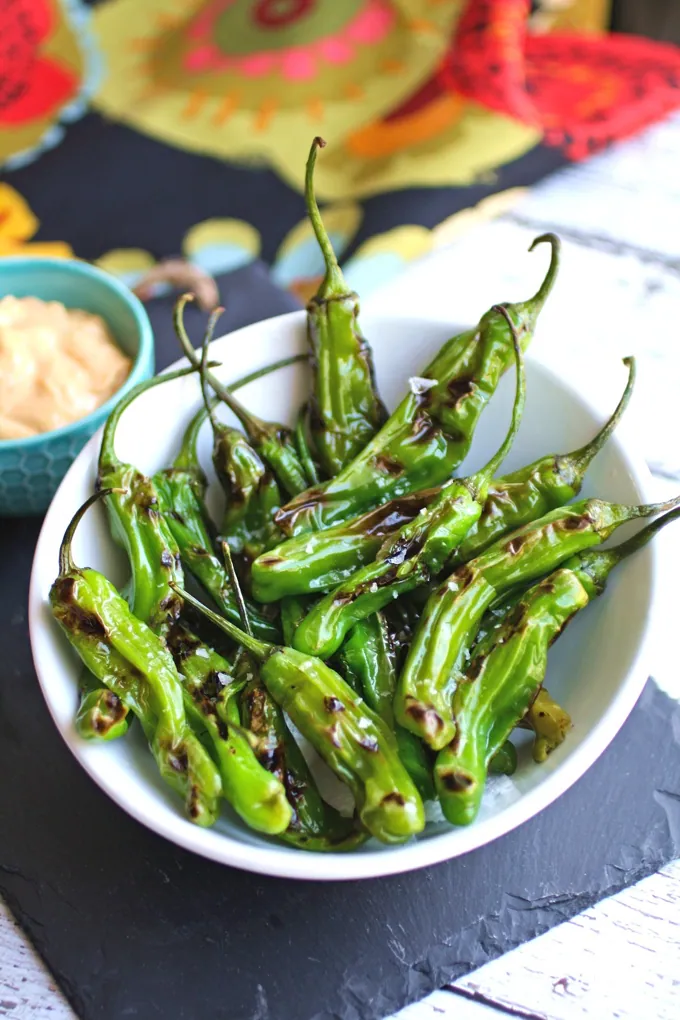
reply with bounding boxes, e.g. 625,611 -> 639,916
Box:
1,0 -> 679,302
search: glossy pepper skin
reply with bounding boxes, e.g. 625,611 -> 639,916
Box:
154,401 -> 280,643
435,506 -> 680,824
339,613 -> 434,801
294,403 -> 321,487
166,620 -> 292,835
238,654 -> 366,851
292,307 -> 525,659
97,366 -> 198,636
50,491 -> 222,826
79,351 -> 299,739
194,341 -> 284,570
305,137 -> 384,476
175,586 -> 425,844
174,294 -> 309,498
396,493 -> 680,750
252,489 -> 435,602
252,357 -> 633,602
275,234 -> 560,539
450,356 -> 636,565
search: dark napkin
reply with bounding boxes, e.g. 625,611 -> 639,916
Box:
2,275 -> 679,1020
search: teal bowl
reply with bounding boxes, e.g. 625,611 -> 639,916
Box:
0,257 -> 154,517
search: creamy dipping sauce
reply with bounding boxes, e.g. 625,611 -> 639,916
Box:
0,295 -> 131,440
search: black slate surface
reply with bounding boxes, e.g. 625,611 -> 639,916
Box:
2,272 -> 679,1020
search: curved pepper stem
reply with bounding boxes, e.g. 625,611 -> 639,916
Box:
58,488 -> 126,577
174,351 -> 315,472
305,136 -> 346,300
221,540 -> 253,637
568,356 -> 636,475
575,504 -> 680,589
171,582 -> 269,660
174,293 -> 276,446
526,232 -> 561,314
473,304 -> 526,489
99,364 -> 208,474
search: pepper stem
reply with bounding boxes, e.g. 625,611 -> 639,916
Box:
58,488 -> 126,577
174,294 -> 306,446
199,319 -> 223,437
570,357 -> 636,473
473,304 -> 526,488
175,353 -> 315,471
612,505 -> 680,560
221,540 -> 253,637
99,364 -> 208,474
626,493 -> 680,521
527,233 -> 561,313
305,136 -> 345,299
170,582 -> 269,659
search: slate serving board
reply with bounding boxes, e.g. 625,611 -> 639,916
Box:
2,270 -> 679,1020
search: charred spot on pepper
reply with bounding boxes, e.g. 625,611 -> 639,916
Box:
187,784 -> 200,819
324,695 -> 345,714
381,792 -> 406,807
439,770 -> 475,793
166,622 -> 202,660
447,377 -> 476,406
160,549 -> 175,569
505,534 -> 528,556
372,453 -> 403,476
409,414 -> 440,446
560,513 -> 592,531
358,735 -> 379,753
168,749 -> 189,774
325,722 -> 342,748
199,670 -> 230,702
466,655 -> 486,681
404,697 -> 444,733
168,510 -> 185,526
54,589 -> 108,639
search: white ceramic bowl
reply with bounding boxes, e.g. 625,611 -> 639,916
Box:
29,311 -> 657,881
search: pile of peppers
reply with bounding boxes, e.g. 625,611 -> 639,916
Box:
50,137 -> 680,846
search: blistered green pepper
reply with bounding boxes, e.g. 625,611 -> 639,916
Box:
304,137 -> 385,476
339,614 -> 434,801
51,491 -> 222,826
174,585 -> 425,844
292,306 -> 525,659
275,234 -> 560,538
396,493 -> 680,750
166,621 -> 292,835
174,294 -> 309,497
435,505 -> 680,824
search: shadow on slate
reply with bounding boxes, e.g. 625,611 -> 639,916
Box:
2,273 -> 680,1020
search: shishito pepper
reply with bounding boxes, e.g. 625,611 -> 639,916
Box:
396,492 -> 680,750
292,306 -> 525,659
194,339 -> 284,570
50,491 -> 222,826
252,357 -> 633,601
237,653 -> 366,851
304,137 -> 385,476
435,506 -> 680,824
450,355 -> 636,564
252,489 -> 435,602
166,620 -> 292,835
339,613 -> 435,801
174,294 -> 309,498
275,234 -> 560,538
174,585 -> 425,844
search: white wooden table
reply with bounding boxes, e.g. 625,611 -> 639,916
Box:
3,112 -> 680,1020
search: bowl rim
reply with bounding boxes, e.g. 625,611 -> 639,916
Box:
29,309 -> 659,881
0,255 -> 154,451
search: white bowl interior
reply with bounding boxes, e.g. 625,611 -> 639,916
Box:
29,311 -> 655,880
